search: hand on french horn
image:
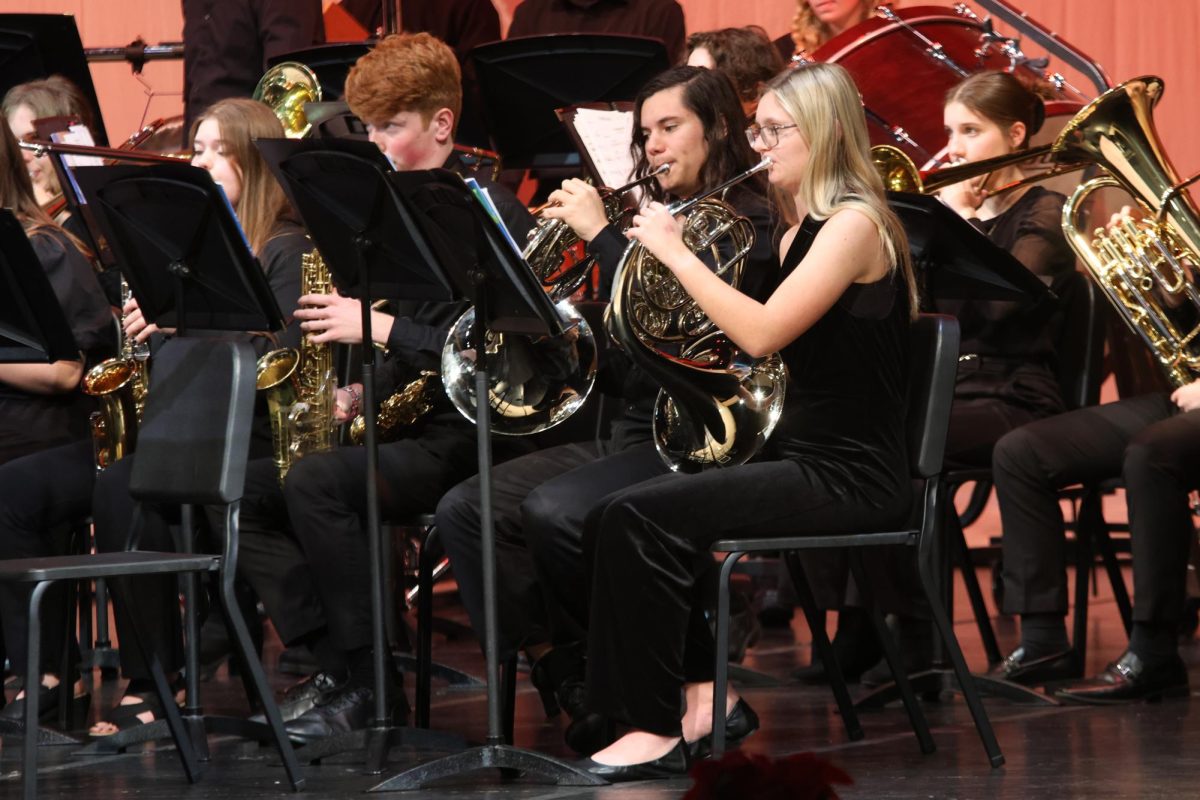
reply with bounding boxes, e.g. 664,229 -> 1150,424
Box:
123,296 -> 174,342
626,202 -> 689,267
541,179 -> 609,242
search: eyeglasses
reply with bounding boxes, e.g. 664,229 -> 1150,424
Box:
745,123 -> 798,149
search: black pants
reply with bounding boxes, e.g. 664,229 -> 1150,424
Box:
993,392 -> 1200,625
90,456 -> 323,679
800,395 -> 1048,614
0,439 -> 94,677
280,425 -> 478,654
436,440 -> 666,659
584,459 -> 910,736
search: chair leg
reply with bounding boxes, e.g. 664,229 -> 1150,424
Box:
1072,489 -> 1101,663
847,552 -> 934,755
1095,527 -> 1133,636
22,581 -> 49,800
784,552 -> 863,742
416,525 -> 439,729
501,652 -> 518,746
219,504 -> 306,792
710,552 -> 740,758
949,513 -> 1003,665
915,542 -> 1005,768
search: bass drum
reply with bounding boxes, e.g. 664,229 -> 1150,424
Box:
809,5 -> 1074,167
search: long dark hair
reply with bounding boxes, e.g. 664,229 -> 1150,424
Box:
631,66 -> 764,202
945,71 -> 1045,149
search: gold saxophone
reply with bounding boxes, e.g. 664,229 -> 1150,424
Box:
256,250 -> 337,483
83,276 -> 149,471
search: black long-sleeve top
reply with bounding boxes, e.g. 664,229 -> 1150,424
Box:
0,226 -> 113,460
935,185 -> 1076,416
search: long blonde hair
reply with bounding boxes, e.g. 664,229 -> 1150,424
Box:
792,0 -> 881,54
189,98 -> 289,255
764,62 -> 918,316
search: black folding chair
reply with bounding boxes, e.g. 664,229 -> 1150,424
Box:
0,339 -> 305,798
710,314 -> 1005,767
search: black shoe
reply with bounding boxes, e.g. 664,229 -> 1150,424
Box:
859,615 -> 933,688
0,683 -> 90,725
687,698 -> 761,760
252,670 -> 347,724
277,645 -> 319,677
792,611 -> 882,685
284,683 -> 401,744
529,645 -> 585,720
988,647 -> 1081,686
1055,650 -> 1189,705
580,739 -> 689,782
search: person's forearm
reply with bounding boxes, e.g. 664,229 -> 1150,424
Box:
0,360 -> 83,394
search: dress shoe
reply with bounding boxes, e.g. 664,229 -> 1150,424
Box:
859,615 -> 933,688
792,619 -> 883,685
1055,650 -> 1189,705
580,739 -> 690,782
0,683 -> 90,725
285,684 -> 397,744
687,698 -> 761,760
987,646 -> 1082,686
252,670 -> 346,724
529,644 -> 586,719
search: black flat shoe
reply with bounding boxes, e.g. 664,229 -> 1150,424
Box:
580,739 -> 689,782
688,698 -> 761,760
0,684 -> 90,726
988,646 -> 1082,686
1055,650 -> 1189,705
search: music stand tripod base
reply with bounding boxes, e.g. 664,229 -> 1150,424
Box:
368,743 -> 606,791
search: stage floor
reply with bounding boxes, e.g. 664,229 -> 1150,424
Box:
3,565 -> 1197,799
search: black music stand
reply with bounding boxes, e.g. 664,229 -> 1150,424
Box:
0,13 -> 109,146
256,137 -> 465,768
0,209 -> 79,366
65,164 -> 307,779
367,170 -> 604,792
470,34 -> 668,171
852,191 -> 1057,709
888,191 -> 1052,302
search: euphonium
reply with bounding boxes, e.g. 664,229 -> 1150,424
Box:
608,158 -> 786,472
256,250 -> 337,483
83,276 -> 149,471
523,164 -> 671,300
1057,76 -> 1200,387
253,61 -> 322,139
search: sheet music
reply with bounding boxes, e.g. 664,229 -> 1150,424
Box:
53,125 -> 104,167
572,107 -> 635,189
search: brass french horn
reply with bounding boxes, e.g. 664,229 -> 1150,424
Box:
608,158 -> 786,472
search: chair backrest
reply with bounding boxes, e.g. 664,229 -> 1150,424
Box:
1052,270 -> 1107,411
129,338 -> 256,506
907,314 -> 961,479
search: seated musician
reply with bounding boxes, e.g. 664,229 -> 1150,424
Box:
223,32 -> 535,743
84,97 -> 310,735
684,26 -> 785,119
797,70 -> 1078,685
0,113 -> 111,722
992,204 -> 1199,702
435,65 -> 777,755
776,0 -> 878,62
577,60 -> 918,780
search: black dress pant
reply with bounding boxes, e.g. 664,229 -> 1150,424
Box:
282,424 -> 477,654
436,440 -> 665,659
90,456 -> 324,679
993,393 -> 1200,625
0,439 -> 94,677
584,459 -> 911,736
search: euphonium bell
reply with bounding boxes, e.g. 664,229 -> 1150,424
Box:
253,61 -> 322,139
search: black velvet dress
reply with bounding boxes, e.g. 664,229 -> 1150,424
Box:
583,216 -> 912,735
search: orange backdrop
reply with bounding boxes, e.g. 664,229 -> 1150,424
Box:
2,0 -> 1196,176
